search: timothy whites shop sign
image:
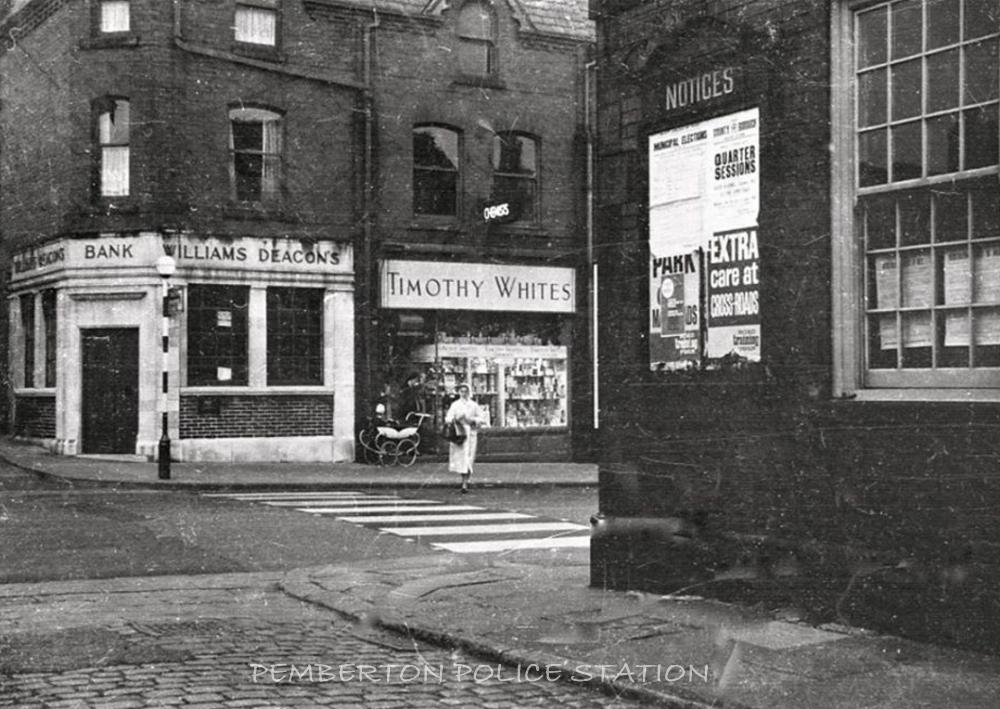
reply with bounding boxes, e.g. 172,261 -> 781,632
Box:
380,260 -> 575,313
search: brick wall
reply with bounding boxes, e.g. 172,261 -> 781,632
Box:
13,395 -> 55,438
179,395 -> 334,439
0,0 -> 359,250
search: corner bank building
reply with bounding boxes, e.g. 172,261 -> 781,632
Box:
591,0 -> 1000,652
0,0 -> 359,462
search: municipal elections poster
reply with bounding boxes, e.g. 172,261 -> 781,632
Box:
648,108 -> 760,369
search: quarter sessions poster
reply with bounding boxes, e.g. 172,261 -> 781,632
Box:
648,108 -> 761,370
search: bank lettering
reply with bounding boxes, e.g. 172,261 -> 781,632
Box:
163,243 -> 341,266
12,247 -> 65,274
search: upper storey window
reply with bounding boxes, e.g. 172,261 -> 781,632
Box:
229,107 -> 283,204
98,98 -> 130,197
492,133 -> 539,224
457,1 -> 496,77
235,1 -> 278,46
413,125 -> 461,217
99,1 -> 130,33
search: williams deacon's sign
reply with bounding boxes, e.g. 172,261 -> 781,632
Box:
381,260 -> 575,313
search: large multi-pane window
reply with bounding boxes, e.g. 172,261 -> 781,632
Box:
456,1 -> 496,76
97,98 -> 130,197
42,289 -> 56,388
492,133 -> 539,223
229,107 -> 282,203
235,1 -> 278,46
850,0 -> 1000,387
186,285 -> 249,386
266,288 -> 323,385
413,125 -> 460,216
20,294 -> 34,389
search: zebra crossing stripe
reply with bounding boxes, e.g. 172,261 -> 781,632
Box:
342,512 -> 532,524
260,499 -> 439,507
381,522 -> 587,537
432,536 -> 591,553
303,504 -> 484,514
204,492 -> 383,499
204,491 -> 592,554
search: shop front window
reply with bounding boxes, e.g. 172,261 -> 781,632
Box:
20,294 -> 35,389
266,287 -> 323,385
393,313 -> 568,430
42,289 -> 56,388
836,0 -> 1000,390
186,285 -> 249,386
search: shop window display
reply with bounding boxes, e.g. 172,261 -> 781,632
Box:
410,332 -> 568,431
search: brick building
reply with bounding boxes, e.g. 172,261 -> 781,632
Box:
312,0 -> 595,460
0,0 -> 593,463
590,0 -> 1000,652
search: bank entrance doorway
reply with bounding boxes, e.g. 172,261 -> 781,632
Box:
81,328 -> 139,454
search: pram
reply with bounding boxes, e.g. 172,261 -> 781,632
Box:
358,407 -> 432,466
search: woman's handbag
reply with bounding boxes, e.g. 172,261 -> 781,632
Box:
445,421 -> 466,445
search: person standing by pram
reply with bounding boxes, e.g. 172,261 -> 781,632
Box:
445,384 -> 481,493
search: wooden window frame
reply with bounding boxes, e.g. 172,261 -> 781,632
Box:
832,0 -> 1000,397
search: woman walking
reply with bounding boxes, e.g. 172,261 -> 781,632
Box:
445,384 -> 481,493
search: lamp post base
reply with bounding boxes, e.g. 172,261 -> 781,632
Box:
158,412 -> 171,480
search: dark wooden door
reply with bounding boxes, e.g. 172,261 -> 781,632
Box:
81,328 -> 139,454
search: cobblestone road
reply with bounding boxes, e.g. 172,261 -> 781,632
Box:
0,573 -> 645,708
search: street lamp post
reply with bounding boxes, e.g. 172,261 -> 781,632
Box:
155,255 -> 176,480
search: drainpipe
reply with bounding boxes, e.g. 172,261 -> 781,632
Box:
359,10 -> 379,441
585,59 -> 598,431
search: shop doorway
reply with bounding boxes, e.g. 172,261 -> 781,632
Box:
81,328 -> 139,454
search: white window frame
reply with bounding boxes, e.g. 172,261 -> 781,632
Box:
98,98 -> 130,198
99,0 -> 130,33
235,0 -> 278,47
832,0 -> 1000,400
229,107 -> 283,204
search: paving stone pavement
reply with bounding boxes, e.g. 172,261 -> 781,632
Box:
0,573 -> 646,708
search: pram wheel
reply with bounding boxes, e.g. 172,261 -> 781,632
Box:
358,427 -> 382,465
396,438 -> 418,467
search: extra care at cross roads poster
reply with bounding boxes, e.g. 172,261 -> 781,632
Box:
648,107 -> 761,370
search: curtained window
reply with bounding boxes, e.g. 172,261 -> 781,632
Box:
99,1 -> 130,33
98,98 -> 130,197
229,107 -> 282,203
456,1 -> 496,76
235,1 -> 277,46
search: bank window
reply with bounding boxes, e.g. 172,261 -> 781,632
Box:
20,294 -> 35,389
492,133 -> 539,223
42,290 -> 56,388
456,0 -> 496,76
266,288 -> 323,385
850,0 -> 1000,387
99,1 -> 130,33
187,285 -> 249,386
97,98 -> 129,197
413,125 -> 460,217
229,107 -> 282,203
235,1 -> 278,46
